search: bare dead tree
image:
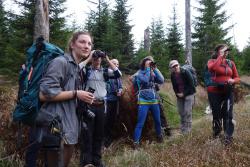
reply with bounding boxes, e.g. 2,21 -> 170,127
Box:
185,0 -> 192,64
34,0 -> 49,42
144,27 -> 150,52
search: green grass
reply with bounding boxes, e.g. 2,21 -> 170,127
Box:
160,92 -> 206,129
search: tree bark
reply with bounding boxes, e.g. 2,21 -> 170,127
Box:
34,0 -> 49,42
144,27 -> 150,52
185,0 -> 192,65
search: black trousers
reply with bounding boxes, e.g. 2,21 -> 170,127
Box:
80,105 -> 105,166
159,102 -> 170,129
208,91 -> 234,138
25,127 -> 63,167
104,101 -> 118,143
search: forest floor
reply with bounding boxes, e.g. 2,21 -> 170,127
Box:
0,75 -> 250,166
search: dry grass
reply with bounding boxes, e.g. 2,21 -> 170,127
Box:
102,98 -> 250,167
240,76 -> 250,84
1,77 -> 250,166
0,85 -> 27,166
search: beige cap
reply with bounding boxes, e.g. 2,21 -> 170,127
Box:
169,60 -> 179,68
143,56 -> 154,62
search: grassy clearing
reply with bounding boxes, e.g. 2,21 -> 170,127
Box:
102,98 -> 250,167
1,79 -> 250,166
160,83 -> 207,128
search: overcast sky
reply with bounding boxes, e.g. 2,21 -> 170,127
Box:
65,0 -> 250,51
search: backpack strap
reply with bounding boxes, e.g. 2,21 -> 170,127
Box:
83,67 -> 90,91
136,76 -> 141,92
103,68 -> 109,82
226,59 -> 233,69
61,55 -> 71,90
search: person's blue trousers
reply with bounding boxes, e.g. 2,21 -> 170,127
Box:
134,104 -> 161,143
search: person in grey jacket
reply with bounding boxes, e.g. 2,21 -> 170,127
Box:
25,31 -> 95,167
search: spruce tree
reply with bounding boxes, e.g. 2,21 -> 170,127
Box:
84,0 -> 134,71
0,0 -> 8,67
166,6 -> 184,64
150,18 -> 168,76
0,0 -> 35,72
242,39 -> 250,73
112,0 -> 134,62
94,0 -> 112,50
4,0 -> 71,72
11,0 -> 36,50
49,0 -> 71,49
192,0 -> 232,76
85,0 -> 114,52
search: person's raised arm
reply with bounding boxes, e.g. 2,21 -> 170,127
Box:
153,68 -> 164,84
208,47 -> 227,71
106,56 -> 122,78
79,50 -> 93,69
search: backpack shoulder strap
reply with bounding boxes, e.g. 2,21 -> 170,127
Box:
82,66 -> 91,91
61,55 -> 71,89
136,76 -> 141,91
226,59 -> 233,69
103,68 -> 109,82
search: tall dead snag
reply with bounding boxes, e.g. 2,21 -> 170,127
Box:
185,0 -> 192,64
34,0 -> 49,41
144,27 -> 151,52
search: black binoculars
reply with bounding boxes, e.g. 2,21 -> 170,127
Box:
150,61 -> 157,67
92,50 -> 106,59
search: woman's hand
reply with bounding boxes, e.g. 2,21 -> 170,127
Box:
227,78 -> 235,85
77,90 -> 94,104
176,93 -> 184,98
150,70 -> 156,77
219,47 -> 228,57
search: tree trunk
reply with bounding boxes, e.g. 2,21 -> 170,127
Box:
144,27 -> 150,52
185,0 -> 192,65
34,0 -> 49,42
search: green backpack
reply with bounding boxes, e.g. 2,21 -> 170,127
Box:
13,37 -> 65,126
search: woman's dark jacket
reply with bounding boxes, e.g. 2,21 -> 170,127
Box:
170,67 -> 196,97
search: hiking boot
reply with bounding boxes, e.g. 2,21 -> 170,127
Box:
213,131 -> 222,139
224,136 -> 233,146
104,137 -> 113,148
84,164 -> 95,167
93,160 -> 106,167
95,162 -> 105,167
156,135 -> 164,143
165,127 -> 172,137
133,142 -> 140,150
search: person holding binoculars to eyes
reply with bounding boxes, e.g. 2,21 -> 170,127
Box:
78,49 -> 122,167
206,44 -> 240,145
133,56 -> 164,148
